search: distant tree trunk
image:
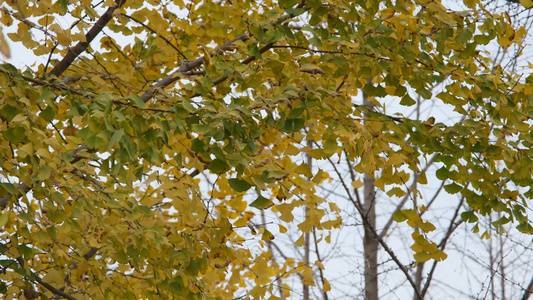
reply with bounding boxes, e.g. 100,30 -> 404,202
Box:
414,260 -> 425,300
363,174 -> 378,299
363,93 -> 378,300
303,140 -> 313,300
303,230 -> 310,300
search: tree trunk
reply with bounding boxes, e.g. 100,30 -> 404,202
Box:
363,174 -> 378,300
363,93 -> 379,300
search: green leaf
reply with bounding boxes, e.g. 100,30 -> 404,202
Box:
0,183 -> 18,195
279,0 -> 299,8
107,129 -> 124,151
4,127 -> 26,143
191,138 -> 206,153
444,183 -> 463,194
461,211 -> 478,223
36,165 -> 53,181
128,95 -> 146,108
0,105 -> 20,121
39,106 -> 56,122
134,166 -> 144,180
191,124 -> 213,135
208,159 -> 230,174
228,178 -> 252,192
248,44 -> 262,59
435,167 -> 449,180
58,0 -> 69,12
400,94 -> 416,106
84,133 -> 106,149
282,118 -> 305,133
249,195 -> 273,209
294,163 -> 313,178
37,89 -> 56,103
455,29 -> 473,43
143,147 -> 160,164
392,210 -> 408,222
0,280 -> 7,294
0,214 -> 8,229
517,222 -> 533,234
18,244 -> 37,261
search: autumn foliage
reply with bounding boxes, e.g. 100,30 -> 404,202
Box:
1,0 -> 533,298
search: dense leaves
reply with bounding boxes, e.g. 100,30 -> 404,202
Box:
1,0 -> 533,298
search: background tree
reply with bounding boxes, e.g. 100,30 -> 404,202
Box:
1,0 -> 533,299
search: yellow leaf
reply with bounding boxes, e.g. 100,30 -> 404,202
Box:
387,152 -> 407,166
276,203 -> 295,222
11,114 -> 28,124
278,224 -> 287,233
42,268 -> 64,285
19,143 -> 34,158
414,252 -> 431,262
520,0 -> 533,8
481,230 -> 491,240
249,286 -> 267,299
284,144 -> 300,155
261,229 -> 274,241
314,260 -> 325,270
49,24 -> 72,46
297,218 -> 313,233
295,234 -> 305,247
295,162 -> 313,178
75,260 -> 89,281
420,25 -> 434,36
325,232 -> 331,243
380,8 -> 395,19
36,148 -> 51,160
328,202 -> 341,213
323,278 -> 331,292
418,171 -> 428,184
301,267 -> 315,286
312,168 -> 325,184
385,85 -> 396,95
0,214 -> 9,228
419,221 -> 436,233
351,179 -> 364,189
280,283 -> 291,297
0,30 -> 10,58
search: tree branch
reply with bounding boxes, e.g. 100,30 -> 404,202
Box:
521,274 -> 533,300
33,272 -> 78,300
420,196 -> 465,298
0,183 -> 30,209
139,5 -> 306,103
325,155 -> 423,299
378,156 -> 437,240
47,0 -> 126,78
120,13 -> 186,59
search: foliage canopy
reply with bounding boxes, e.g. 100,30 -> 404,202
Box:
1,0 -> 533,298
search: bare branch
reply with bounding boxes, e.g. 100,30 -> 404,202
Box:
420,196 -> 465,298
378,156 -> 437,239
325,155 -> 423,299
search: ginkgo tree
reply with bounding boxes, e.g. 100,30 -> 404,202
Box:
1,0 -> 533,299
